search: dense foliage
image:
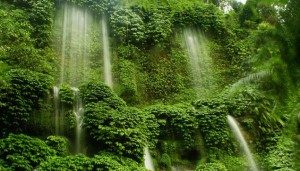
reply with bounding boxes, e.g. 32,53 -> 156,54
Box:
81,81 -> 154,162
0,69 -> 52,136
145,104 -> 197,150
84,103 -> 147,162
0,0 -> 299,170
38,153 -> 146,171
0,134 -> 57,170
46,135 -> 69,156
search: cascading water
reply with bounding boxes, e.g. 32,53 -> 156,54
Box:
102,16 -> 113,88
183,29 -> 215,98
55,3 -> 97,85
144,147 -> 155,171
227,115 -> 259,171
53,3 -> 100,153
53,86 -> 60,135
60,4 -> 67,84
72,87 -> 84,153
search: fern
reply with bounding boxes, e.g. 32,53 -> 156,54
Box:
229,70 -> 273,92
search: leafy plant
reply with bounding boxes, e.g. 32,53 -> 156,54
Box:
145,9 -> 172,45
196,161 -> 227,171
59,84 -> 75,107
46,136 -> 70,156
0,69 -> 52,136
66,0 -> 119,13
0,134 -> 56,170
116,59 -> 138,105
110,7 -> 146,46
193,100 -> 234,154
144,104 -> 197,149
265,137 -> 295,170
2,0 -> 54,48
160,153 -> 172,170
37,154 -> 92,170
80,81 -> 126,109
37,152 -> 146,171
172,2 -> 226,36
84,103 -> 147,162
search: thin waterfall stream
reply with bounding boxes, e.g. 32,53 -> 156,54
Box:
183,29 -> 215,98
72,87 -> 84,153
227,115 -> 259,171
144,147 -> 155,171
102,16 -> 113,88
53,86 -> 60,135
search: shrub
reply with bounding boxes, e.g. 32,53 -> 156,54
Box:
66,0 -> 119,13
196,161 -> 227,171
59,84 -> 75,107
92,152 -> 147,171
172,2 -> 226,36
145,104 -> 197,149
193,99 -> 235,154
37,154 -> 92,170
193,89 -> 283,153
110,7 -> 146,46
116,44 -> 142,61
0,69 -> 52,136
116,59 -> 138,105
0,134 -> 56,170
46,136 -> 69,156
228,89 -> 283,150
2,0 -> 54,48
80,81 -> 126,109
84,103 -> 148,162
37,152 -> 146,171
265,137 -> 295,170
221,156 -> 246,171
145,10 -> 172,45
0,159 -> 11,171
160,153 -> 171,169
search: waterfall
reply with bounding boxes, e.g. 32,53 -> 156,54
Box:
53,86 -> 60,135
183,29 -> 214,98
56,3 -> 93,86
72,87 -> 84,153
59,4 -> 67,84
144,147 -> 155,171
53,3 -> 100,154
227,115 -> 259,171
53,2 -> 114,154
102,16 -> 113,88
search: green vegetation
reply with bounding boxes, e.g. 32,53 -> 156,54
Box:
38,153 -> 146,171
0,134 -> 57,170
0,0 -> 299,170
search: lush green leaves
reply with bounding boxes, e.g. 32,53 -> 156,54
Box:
0,134 -> 56,170
196,161 -> 227,171
0,69 -> 52,136
116,59 -> 138,105
110,7 -> 146,45
2,0 -> 54,48
145,104 -> 197,149
38,152 -> 146,171
84,103 -> 148,162
46,136 -> 70,156
265,137 -> 296,170
59,84 -> 75,107
80,81 -> 126,109
193,99 -> 234,153
172,2 -> 226,36
66,0 -> 119,13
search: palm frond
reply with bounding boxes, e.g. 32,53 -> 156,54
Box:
229,70 -> 273,92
